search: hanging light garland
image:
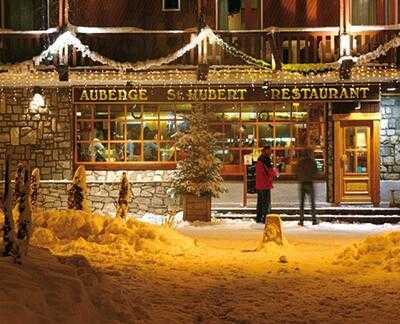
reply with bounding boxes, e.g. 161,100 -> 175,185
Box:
355,33 -> 400,66
30,27 -> 272,71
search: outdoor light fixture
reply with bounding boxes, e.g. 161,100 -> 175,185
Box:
30,87 -> 45,112
354,101 -> 361,110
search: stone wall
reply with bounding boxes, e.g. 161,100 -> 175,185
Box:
0,87 -> 73,180
380,97 -> 400,181
37,170 -> 177,216
39,181 -> 177,216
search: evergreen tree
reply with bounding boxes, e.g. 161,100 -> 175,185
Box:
15,166 -> 32,259
116,172 -> 130,219
30,168 -> 40,213
1,156 -> 15,257
67,166 -> 89,211
172,106 -> 225,198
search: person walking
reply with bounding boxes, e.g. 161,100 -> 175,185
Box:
255,146 -> 277,223
296,147 -> 319,226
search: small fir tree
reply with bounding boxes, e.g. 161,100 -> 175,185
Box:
30,168 -> 40,213
1,156 -> 16,257
116,172 -> 130,219
67,166 -> 89,211
15,166 -> 32,259
172,106 -> 225,198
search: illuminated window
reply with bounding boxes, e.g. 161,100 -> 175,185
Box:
210,103 -> 326,176
163,0 -> 180,11
75,104 -> 177,165
75,102 -> 326,176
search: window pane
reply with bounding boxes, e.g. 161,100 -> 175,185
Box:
258,106 -> 274,122
90,141 -> 107,162
275,124 -> 291,148
259,124 -> 274,147
241,105 -> 258,121
308,123 -> 323,147
76,105 -> 92,119
160,120 -> 176,140
94,121 -> 109,140
356,151 -> 368,173
225,123 -> 241,147
356,127 -> 368,149
126,142 -> 142,161
294,124 -> 307,147
308,104 -> 324,122
345,127 -> 356,149
221,104 -> 240,121
224,150 -> 240,164
110,106 -> 125,119
127,105 -> 143,120
110,143 -> 126,162
144,143 -> 158,161
345,151 -> 356,173
315,150 -> 325,173
127,121 -> 142,140
291,103 -> 308,122
241,124 -> 256,147
275,149 -> 291,173
160,143 -> 175,162
77,121 -> 93,141
164,0 -> 180,10
95,105 -> 109,119
143,121 -> 158,140
159,105 -> 175,119
143,105 -> 158,120
111,121 -> 125,140
275,104 -> 291,121
77,143 -> 92,162
352,0 -> 376,25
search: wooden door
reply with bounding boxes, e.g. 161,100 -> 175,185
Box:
334,113 -> 380,205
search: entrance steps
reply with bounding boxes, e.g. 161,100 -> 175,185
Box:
212,205 -> 400,224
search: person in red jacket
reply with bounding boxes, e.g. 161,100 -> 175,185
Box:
255,146 -> 278,223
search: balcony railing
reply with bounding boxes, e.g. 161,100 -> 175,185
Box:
0,25 -> 399,68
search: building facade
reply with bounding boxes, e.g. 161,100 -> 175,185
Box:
0,0 -> 400,213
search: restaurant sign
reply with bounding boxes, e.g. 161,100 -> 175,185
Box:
74,84 -> 380,103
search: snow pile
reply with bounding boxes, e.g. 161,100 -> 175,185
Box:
31,210 -> 195,257
335,231 -> 400,272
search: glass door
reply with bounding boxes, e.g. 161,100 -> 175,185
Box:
334,117 -> 380,205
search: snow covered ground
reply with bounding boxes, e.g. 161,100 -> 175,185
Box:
1,211 -> 400,323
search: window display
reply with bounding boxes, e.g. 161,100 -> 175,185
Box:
75,102 -> 326,177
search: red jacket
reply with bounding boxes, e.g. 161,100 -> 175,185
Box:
255,161 -> 278,190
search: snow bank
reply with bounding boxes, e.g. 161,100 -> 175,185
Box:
335,232 -> 400,272
31,210 -> 195,256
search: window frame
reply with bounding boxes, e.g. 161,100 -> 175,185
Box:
74,101 -> 327,179
162,0 -> 181,12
